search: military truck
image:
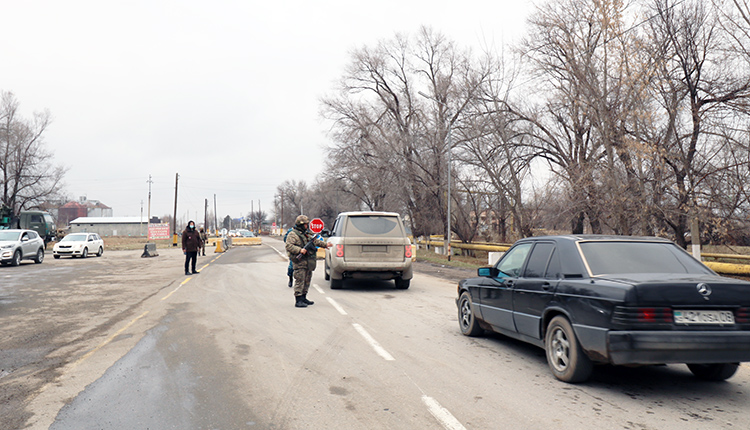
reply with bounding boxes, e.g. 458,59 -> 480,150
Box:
0,206 -> 57,245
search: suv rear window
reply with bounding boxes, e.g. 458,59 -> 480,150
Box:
345,216 -> 402,237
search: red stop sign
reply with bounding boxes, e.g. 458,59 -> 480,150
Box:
309,218 -> 324,233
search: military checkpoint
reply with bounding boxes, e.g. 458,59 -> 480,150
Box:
4,1 -> 750,429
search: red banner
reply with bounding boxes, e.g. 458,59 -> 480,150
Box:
148,223 -> 171,240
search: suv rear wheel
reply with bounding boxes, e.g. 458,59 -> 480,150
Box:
34,248 -> 44,264
330,278 -> 343,289
394,277 -> 410,289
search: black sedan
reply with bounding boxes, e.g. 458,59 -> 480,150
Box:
456,235 -> 750,383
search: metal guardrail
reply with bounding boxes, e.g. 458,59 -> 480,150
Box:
702,252 -> 750,261
417,239 -> 750,276
416,240 -> 511,252
704,262 -> 750,276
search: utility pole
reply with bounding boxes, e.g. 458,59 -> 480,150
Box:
204,198 -> 208,234
251,200 -> 254,232
140,200 -> 144,237
213,194 -> 218,235
172,173 -> 179,246
258,199 -> 262,233
146,174 -> 153,223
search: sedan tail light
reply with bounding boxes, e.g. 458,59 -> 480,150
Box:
737,307 -> 750,324
404,245 -> 412,259
336,244 -> 344,258
612,306 -> 673,327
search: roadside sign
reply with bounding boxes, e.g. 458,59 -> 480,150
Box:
309,218 -> 324,233
148,223 -> 171,240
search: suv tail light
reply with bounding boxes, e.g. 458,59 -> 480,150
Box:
404,245 -> 412,259
336,244 -> 344,258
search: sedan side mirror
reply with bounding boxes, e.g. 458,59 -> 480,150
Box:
478,267 -> 499,277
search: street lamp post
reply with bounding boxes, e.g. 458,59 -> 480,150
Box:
418,91 -> 452,260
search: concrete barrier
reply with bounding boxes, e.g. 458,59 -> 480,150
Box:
231,237 -> 262,246
214,238 -> 229,253
141,243 -> 159,258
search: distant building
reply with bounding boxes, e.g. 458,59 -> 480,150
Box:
69,217 -> 147,237
58,197 -> 113,226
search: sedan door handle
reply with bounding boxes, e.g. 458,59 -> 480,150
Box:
542,282 -> 552,291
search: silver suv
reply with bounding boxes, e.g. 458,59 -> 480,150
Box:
0,229 -> 45,266
324,211 -> 413,289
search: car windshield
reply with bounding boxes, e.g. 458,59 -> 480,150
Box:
579,241 -> 713,276
345,216 -> 402,237
61,234 -> 88,242
0,231 -> 21,241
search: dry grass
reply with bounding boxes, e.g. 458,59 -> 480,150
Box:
416,249 -> 487,269
101,236 -> 181,251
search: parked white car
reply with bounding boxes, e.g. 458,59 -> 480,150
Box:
53,233 -> 104,259
0,229 -> 46,266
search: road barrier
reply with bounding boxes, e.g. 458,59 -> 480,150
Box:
140,243 -> 159,258
704,262 -> 750,276
231,237 -> 262,246
213,237 -> 231,253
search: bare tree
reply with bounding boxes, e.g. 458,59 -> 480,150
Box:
0,90 -> 66,214
645,0 -> 750,246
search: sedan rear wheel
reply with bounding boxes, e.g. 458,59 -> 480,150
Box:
545,316 -> 593,383
34,248 -> 44,264
11,250 -> 22,266
82,247 -> 88,258
458,291 -> 483,336
687,363 -> 739,381
97,246 -> 103,257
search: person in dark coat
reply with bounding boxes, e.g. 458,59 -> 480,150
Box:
182,220 -> 203,275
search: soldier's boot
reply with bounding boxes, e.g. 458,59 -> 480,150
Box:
295,296 -> 308,308
288,276 -> 293,288
302,294 -> 314,305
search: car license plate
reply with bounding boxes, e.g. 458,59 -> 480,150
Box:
673,310 -> 735,325
362,245 -> 387,252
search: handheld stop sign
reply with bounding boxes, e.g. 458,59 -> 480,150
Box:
309,218 -> 324,234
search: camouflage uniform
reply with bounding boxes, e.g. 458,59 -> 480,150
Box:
285,216 -> 327,307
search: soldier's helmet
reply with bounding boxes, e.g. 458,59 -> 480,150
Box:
295,215 -> 310,226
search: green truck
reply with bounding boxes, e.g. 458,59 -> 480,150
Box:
0,206 -> 57,245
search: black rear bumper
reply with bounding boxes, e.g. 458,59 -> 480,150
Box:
608,331 -> 750,365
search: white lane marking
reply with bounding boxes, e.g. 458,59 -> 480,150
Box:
312,283 -> 325,294
326,297 -> 347,315
422,395 -> 467,430
266,242 -> 288,260
352,323 -> 395,361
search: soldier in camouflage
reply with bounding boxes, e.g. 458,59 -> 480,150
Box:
285,215 -> 331,308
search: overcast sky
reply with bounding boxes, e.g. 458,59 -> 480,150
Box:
1,0 -> 532,225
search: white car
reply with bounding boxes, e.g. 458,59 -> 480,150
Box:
53,233 -> 104,259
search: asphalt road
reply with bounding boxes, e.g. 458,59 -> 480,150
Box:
1,238 -> 749,429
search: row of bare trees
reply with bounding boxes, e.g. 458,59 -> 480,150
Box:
275,0 -> 750,246
1,91 -> 65,215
